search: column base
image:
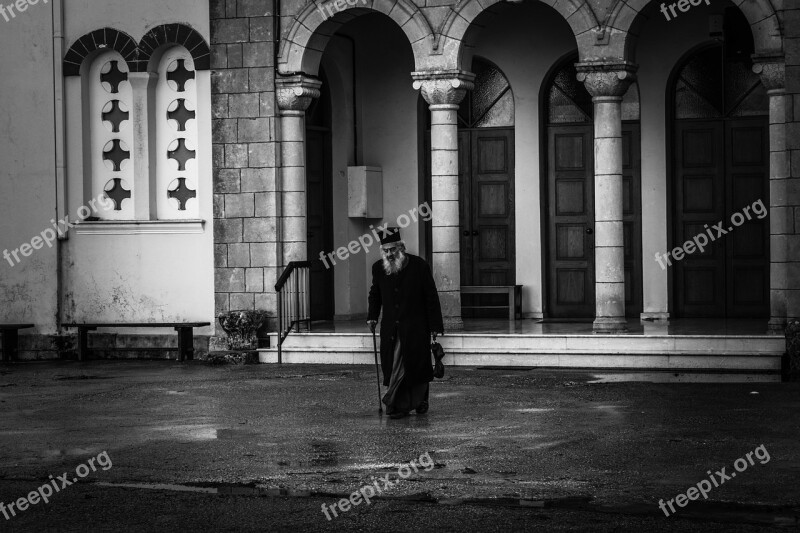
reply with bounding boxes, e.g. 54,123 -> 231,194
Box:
443,316 -> 464,332
767,317 -> 787,335
593,317 -> 628,334
640,312 -> 669,323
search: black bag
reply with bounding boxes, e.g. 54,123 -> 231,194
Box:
431,341 -> 445,379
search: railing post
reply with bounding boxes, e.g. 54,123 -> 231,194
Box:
277,290 -> 283,364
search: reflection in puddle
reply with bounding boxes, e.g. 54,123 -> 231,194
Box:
310,441 -> 339,467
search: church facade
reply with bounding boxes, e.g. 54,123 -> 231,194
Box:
0,0 -> 797,359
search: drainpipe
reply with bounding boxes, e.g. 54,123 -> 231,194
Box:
52,0 -> 66,334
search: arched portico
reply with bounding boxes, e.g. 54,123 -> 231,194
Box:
606,0 -> 783,61
438,0 -> 601,71
278,0 -> 435,75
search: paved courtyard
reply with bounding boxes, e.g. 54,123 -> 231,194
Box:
0,361 -> 798,531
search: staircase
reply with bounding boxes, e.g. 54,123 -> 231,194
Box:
259,330 -> 784,371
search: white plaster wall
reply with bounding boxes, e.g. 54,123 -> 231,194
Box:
0,4 -> 58,331
61,0 -> 214,332
65,0 -> 210,43
635,0 -> 729,317
465,2 -> 577,318
324,14 -> 419,319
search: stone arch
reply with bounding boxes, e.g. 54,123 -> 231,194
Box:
64,28 -> 138,76
438,0 -> 601,70
139,24 -> 211,72
279,0 -> 435,74
605,0 -> 783,61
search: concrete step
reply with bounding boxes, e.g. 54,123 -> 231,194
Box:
260,332 -> 784,371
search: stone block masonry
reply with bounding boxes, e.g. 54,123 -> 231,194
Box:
210,0 -> 280,333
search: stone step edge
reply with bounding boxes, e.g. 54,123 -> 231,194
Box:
266,333 -> 782,340
258,348 -> 784,356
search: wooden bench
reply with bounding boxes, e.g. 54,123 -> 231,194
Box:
61,323 -> 210,361
0,324 -> 35,362
461,286 -> 523,320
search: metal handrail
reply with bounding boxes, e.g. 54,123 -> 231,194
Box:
275,260 -> 315,363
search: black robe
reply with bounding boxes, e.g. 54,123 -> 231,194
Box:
367,254 -> 444,387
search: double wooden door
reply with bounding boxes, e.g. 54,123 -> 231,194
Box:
546,124 -> 642,318
673,118 -> 769,317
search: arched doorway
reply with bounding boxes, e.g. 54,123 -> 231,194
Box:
306,67 -> 334,320
543,53 -> 642,319
425,58 -> 516,318
669,10 -> 769,318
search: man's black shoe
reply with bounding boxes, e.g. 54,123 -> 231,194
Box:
389,411 -> 409,419
416,401 -> 429,414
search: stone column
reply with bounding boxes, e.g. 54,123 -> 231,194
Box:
276,75 -> 321,266
576,62 -> 637,333
753,58 -> 794,332
412,71 -> 474,330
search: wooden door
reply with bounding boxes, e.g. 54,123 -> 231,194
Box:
306,129 -> 333,320
547,125 -> 595,318
457,128 -> 515,317
725,118 -> 768,317
467,129 -> 515,285
622,124 -> 642,316
673,122 -> 726,317
673,119 -> 768,317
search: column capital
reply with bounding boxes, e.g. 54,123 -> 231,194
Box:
276,74 -> 322,113
752,56 -> 785,93
411,70 -> 475,107
575,61 -> 637,99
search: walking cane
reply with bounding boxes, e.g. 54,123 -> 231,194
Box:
371,326 -> 383,415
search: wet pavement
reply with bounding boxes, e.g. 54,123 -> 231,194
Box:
0,361 -> 798,531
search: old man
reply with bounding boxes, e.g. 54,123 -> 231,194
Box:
367,228 -> 444,419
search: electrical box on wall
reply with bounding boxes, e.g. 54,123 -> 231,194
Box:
347,166 -> 383,218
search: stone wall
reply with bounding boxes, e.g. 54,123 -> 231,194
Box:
785,3 -> 800,321
210,0 -> 280,330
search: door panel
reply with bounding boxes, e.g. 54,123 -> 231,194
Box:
622,124 -> 642,316
673,118 -> 768,318
547,126 -> 594,318
472,129 -> 515,285
457,128 -> 515,318
458,131 -> 472,286
725,119 -> 768,317
674,122 -> 725,317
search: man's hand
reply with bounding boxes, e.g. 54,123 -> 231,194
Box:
367,320 -> 377,333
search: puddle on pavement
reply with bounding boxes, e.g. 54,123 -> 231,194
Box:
310,441 -> 339,467
588,372 -> 780,383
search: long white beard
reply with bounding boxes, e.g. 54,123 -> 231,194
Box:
382,251 -> 407,275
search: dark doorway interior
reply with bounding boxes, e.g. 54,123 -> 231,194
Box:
306,68 -> 334,320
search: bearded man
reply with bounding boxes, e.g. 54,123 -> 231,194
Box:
367,228 -> 444,419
